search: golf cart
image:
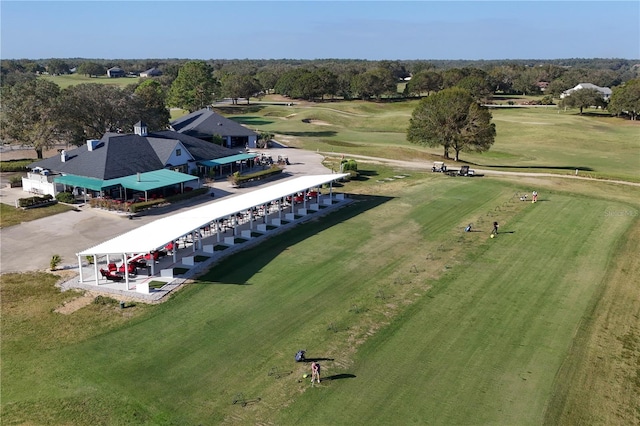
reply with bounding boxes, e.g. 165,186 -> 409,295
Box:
432,161 -> 447,172
447,165 -> 475,177
458,165 -> 475,176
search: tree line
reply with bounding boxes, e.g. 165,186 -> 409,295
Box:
1,58 -> 638,160
2,57 -> 638,100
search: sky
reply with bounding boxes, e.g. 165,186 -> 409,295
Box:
1,1 -> 639,60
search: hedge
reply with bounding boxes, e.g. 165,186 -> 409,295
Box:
128,199 -> 167,213
229,166 -> 283,187
165,187 -> 208,203
18,194 -> 57,208
0,159 -> 31,172
55,191 -> 76,204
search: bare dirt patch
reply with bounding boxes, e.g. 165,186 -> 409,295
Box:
55,292 -> 96,314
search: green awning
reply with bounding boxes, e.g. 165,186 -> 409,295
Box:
199,153 -> 258,167
54,175 -> 108,191
109,169 -> 198,191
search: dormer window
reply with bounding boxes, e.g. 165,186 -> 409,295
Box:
134,121 -> 148,136
176,148 -> 182,156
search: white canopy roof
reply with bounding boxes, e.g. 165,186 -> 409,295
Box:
78,174 -> 347,256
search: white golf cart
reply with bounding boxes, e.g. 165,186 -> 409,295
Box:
432,161 -> 447,172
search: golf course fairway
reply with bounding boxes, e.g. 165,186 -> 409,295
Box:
1,174 -> 638,425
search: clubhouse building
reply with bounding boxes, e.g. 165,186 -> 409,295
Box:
23,118 -> 258,200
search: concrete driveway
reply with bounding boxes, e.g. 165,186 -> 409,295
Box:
0,146 -> 331,273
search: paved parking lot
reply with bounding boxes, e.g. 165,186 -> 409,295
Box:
0,146 -> 331,273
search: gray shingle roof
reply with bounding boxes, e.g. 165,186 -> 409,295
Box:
29,130 -> 238,180
153,130 -> 239,160
140,67 -> 162,77
170,108 -> 257,139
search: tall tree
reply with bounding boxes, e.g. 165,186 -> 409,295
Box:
167,61 -> 219,112
133,80 -> 170,130
488,66 -> 517,93
407,87 -> 496,161
220,73 -> 261,104
351,67 -> 397,100
456,75 -> 493,102
312,68 -> 338,100
77,62 -> 105,78
608,79 -> 640,120
46,59 -> 70,75
274,68 -> 311,98
442,68 -> 466,89
559,88 -> 607,114
255,70 -> 279,93
406,70 -> 443,97
58,84 -> 137,140
512,68 -> 541,95
0,79 -> 61,158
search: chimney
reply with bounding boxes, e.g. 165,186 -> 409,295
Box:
134,121 -> 148,136
60,150 -> 67,162
86,139 -> 100,151
137,172 -> 141,182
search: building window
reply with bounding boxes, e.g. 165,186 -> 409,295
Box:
176,149 -> 182,156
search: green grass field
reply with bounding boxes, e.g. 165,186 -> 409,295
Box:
225,100 -> 640,182
0,202 -> 75,228
2,95 -> 639,424
2,171 -> 639,424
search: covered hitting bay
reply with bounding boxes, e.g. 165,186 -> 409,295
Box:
77,173 -> 348,290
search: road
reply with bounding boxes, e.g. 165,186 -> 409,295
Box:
319,152 -> 640,187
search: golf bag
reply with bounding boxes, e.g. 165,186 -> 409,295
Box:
295,350 -> 306,362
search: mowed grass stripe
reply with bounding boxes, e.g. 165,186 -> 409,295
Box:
25,196 -> 405,423
2,179 -> 634,424
32,180 -> 488,424
276,194 -> 633,425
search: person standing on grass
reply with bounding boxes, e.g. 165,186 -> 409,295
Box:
492,221 -> 499,235
311,361 -> 320,384
532,191 -> 538,203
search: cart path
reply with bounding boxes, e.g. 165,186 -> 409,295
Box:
320,152 -> 640,187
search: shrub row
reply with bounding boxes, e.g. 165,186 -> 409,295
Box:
229,166 -> 283,187
89,198 -> 134,212
0,159 -> 31,172
18,194 -> 56,208
55,191 -> 75,204
87,187 -> 209,213
128,199 -> 166,213
165,187 -> 208,203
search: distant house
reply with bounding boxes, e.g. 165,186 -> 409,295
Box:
561,83 -> 612,100
171,108 -> 259,149
23,122 -> 245,197
107,66 -> 126,78
536,81 -> 549,91
140,67 -> 163,78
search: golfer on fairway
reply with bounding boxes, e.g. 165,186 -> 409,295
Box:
311,361 -> 321,384
492,221 -> 499,235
